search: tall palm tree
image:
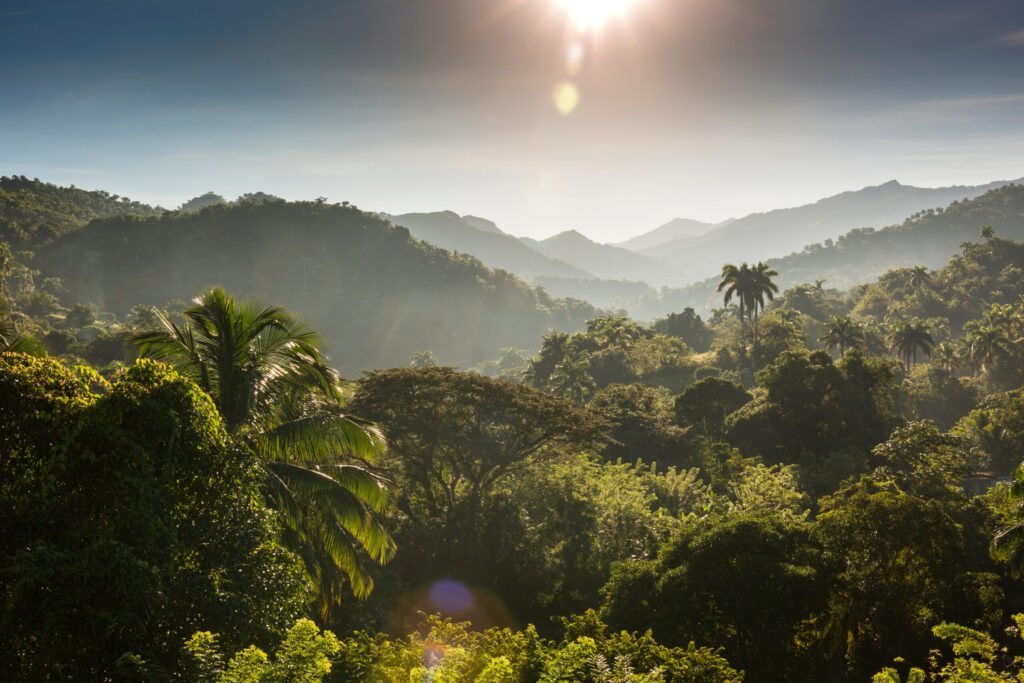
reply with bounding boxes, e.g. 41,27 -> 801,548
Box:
524,330 -> 570,387
907,266 -> 932,292
932,341 -> 959,374
717,263 -> 779,344
718,263 -> 754,327
587,315 -> 638,349
749,262 -> 780,344
819,316 -> 864,357
963,322 -> 1011,375
887,319 -> 935,370
549,354 -> 595,405
134,287 -> 394,617
750,263 -> 780,322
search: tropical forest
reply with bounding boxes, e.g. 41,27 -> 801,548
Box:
5,0 -> 1024,681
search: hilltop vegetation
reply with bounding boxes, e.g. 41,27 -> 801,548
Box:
0,175 -> 162,246
34,198 -> 597,370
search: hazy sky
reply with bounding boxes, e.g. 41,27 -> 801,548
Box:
3,0 -> 1024,241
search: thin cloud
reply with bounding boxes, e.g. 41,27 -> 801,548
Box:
869,93 -> 1024,125
991,29 -> 1024,47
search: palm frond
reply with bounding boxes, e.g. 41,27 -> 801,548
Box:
256,412 -> 387,465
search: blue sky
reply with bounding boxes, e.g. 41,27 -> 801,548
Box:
3,0 -> 1024,240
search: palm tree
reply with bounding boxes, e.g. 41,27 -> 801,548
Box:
963,322 -> 1011,375
980,225 -> 995,240
549,354 -> 595,405
748,262 -> 780,345
887,319 -> 935,370
718,263 -> 754,327
717,263 -> 780,344
0,316 -> 43,355
587,315 -> 638,349
932,341 -> 959,374
134,287 -> 394,617
907,266 -> 932,292
750,262 -> 780,326
982,304 -> 1016,335
523,330 -> 570,387
819,316 -> 864,357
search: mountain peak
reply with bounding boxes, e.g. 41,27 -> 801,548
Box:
547,229 -> 592,243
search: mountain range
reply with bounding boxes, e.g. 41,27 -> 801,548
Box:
383,211 -> 591,279
520,230 -> 678,284
613,217 -> 730,251
383,177 -> 1024,294
7,173 -> 1024,364
643,177 -> 1024,282
0,187 -> 598,371
624,183 -> 1024,320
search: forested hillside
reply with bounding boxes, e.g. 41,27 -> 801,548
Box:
36,198 -> 598,370
0,175 -> 162,246
628,184 -> 1024,320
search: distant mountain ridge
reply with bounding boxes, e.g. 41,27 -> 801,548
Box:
623,183 -> 1024,320
35,199 -> 598,371
522,229 -> 678,284
646,177 -> 1024,283
614,217 -> 729,251
384,211 -> 592,279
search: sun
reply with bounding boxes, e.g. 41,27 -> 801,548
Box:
557,0 -> 638,31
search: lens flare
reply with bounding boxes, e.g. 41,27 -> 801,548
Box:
557,0 -> 638,31
564,40 -> 586,76
428,579 -> 474,613
552,81 -> 580,115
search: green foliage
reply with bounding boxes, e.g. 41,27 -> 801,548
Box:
510,456 -> 713,620
333,613 -> 740,683
726,350 -> 900,494
525,316 -> 698,398
814,480 -> 994,680
0,355 -> 307,679
134,288 -> 395,616
871,421 -> 973,496
602,513 -> 820,682
873,613 -> 1024,682
349,367 -> 605,623
185,619 -> 341,682
653,308 -> 713,352
674,377 -> 751,441
0,175 -> 161,246
728,464 -> 809,518
957,390 -> 1024,475
590,383 -> 696,466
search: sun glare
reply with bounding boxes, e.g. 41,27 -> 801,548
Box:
557,0 -> 637,31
